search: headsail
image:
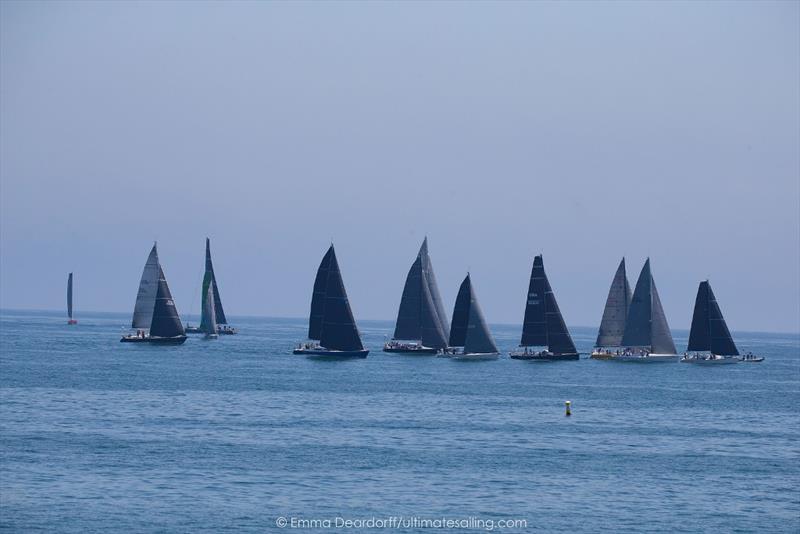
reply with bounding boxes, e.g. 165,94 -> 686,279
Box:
308,246 -> 333,340
318,246 -> 364,351
205,238 -> 227,325
67,273 -> 73,320
393,238 -> 450,347
199,270 -> 217,335
463,275 -> 498,354
543,269 -> 577,355
621,259 -> 676,354
132,244 -> 160,329
687,281 -> 738,355
595,258 -> 631,347
448,275 -> 472,347
149,266 -> 186,338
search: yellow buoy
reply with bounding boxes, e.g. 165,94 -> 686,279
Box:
565,400 -> 572,417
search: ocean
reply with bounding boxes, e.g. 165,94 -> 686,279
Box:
1,310 -> 798,533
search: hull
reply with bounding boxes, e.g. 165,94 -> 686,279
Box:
67,319 -> 78,325
590,350 -> 620,360
613,353 -> 678,362
120,335 -> 187,345
383,344 -> 439,355
204,333 -> 219,340
185,326 -> 202,334
510,351 -> 579,361
451,352 -> 499,361
218,326 -> 238,335
740,356 -> 764,363
293,348 -> 369,359
681,355 -> 738,365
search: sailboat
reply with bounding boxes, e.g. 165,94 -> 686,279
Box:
384,238 -> 450,354
681,281 -> 742,364
120,244 -> 187,344
447,274 -> 499,361
67,272 -> 77,325
510,255 -> 579,361
293,245 -> 369,358
199,271 -> 218,339
186,238 -> 236,334
614,258 -> 677,362
591,258 -> 631,359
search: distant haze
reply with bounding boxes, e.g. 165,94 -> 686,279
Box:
1,1 -> 798,333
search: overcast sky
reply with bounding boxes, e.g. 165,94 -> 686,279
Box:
1,1 -> 798,333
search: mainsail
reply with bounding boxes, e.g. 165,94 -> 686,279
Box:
687,281 -> 739,356
595,258 -> 631,347
67,272 -> 73,320
621,259 -> 676,354
205,238 -> 227,325
520,255 -> 577,355
392,238 -> 449,348
199,271 -> 217,335
149,266 -> 186,338
308,246 -> 333,340
318,246 -> 364,352
462,276 -> 498,354
132,244 -> 160,329
448,275 -> 472,347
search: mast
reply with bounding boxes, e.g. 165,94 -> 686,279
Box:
67,273 -> 73,320
463,276 -> 498,354
621,259 -> 676,354
448,275 -> 472,348
131,244 -> 160,329
308,246 -> 333,341
205,238 -> 227,325
595,258 -> 631,347
149,266 -> 186,338
318,246 -> 364,351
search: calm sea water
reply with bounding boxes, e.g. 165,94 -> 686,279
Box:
1,310 -> 798,533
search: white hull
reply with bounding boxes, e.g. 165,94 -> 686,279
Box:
681,355 -> 739,365
450,352 -> 499,361
613,353 -> 678,363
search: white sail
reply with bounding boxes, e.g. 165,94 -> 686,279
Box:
131,244 -> 160,329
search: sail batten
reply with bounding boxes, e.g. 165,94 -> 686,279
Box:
67,273 -> 73,320
595,258 -> 631,347
132,244 -> 160,329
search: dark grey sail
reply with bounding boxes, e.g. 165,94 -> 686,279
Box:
419,271 -> 448,349
449,275 -> 472,347
318,246 -> 364,352
205,238 -> 227,325
687,281 -> 739,356
67,272 -> 73,320
132,244 -> 160,329
308,246 -> 333,340
150,267 -> 186,338
595,258 -> 631,347
199,271 -> 217,335
392,238 -> 449,348
621,259 -> 676,354
543,272 -> 578,355
463,276 -> 498,354
520,256 -> 547,346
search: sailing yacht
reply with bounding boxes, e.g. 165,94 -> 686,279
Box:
384,238 -> 449,354
186,238 -> 237,334
681,281 -> 741,364
447,274 -> 499,361
293,245 -> 369,358
510,255 -> 579,361
67,272 -> 77,325
614,258 -> 677,362
591,258 -> 630,359
120,244 -> 187,344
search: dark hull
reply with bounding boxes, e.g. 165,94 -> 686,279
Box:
383,346 -> 439,355
510,352 -> 580,361
121,335 -> 188,345
67,320 -> 78,325
293,348 -> 369,359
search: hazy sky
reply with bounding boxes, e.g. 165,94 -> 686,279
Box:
1,1 -> 798,333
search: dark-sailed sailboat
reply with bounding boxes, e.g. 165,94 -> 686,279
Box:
186,238 -> 236,334
293,245 -> 369,358
591,258 -> 631,359
681,281 -> 743,364
615,258 -> 676,361
121,244 -> 187,344
510,255 -> 578,361
199,271 -> 218,339
384,238 -> 449,354
446,274 -> 499,360
67,272 -> 77,325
